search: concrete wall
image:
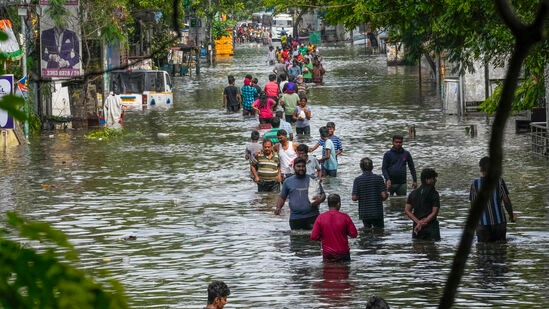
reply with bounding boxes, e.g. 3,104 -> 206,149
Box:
443,58 -> 516,115
0,129 -> 20,150
463,59 -> 508,103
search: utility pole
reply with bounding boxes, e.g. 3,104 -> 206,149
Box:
207,0 -> 212,67
18,0 -> 29,139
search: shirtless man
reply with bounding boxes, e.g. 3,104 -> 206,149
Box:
273,129 -> 298,179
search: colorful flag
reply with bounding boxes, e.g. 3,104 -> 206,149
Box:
18,76 -> 28,93
17,76 -> 28,100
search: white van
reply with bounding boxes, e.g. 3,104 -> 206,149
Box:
108,70 -> 173,110
270,13 -> 293,41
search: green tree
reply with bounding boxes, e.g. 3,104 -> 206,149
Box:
188,0 -> 246,64
293,0 -> 549,306
285,0 -> 549,112
212,19 -> 236,40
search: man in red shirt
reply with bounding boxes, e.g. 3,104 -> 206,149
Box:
281,46 -> 290,62
263,73 -> 280,105
311,194 -> 358,262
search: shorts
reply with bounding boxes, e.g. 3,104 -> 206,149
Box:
289,215 -> 318,230
285,114 -> 295,124
296,126 -> 310,135
476,222 -> 507,243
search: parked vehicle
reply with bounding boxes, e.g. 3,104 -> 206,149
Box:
251,11 -> 273,27
353,34 -> 370,46
270,13 -> 293,41
108,70 -> 173,110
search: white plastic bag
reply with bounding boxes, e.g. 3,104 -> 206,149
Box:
308,177 -> 322,204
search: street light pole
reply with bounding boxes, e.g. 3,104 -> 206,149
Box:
19,12 -> 26,77
18,1 -> 29,139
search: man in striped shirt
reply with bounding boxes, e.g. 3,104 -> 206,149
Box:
309,121 -> 343,157
251,140 -> 282,192
469,156 -> 516,243
352,157 -> 388,229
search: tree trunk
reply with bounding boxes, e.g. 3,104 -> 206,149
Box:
294,11 -> 305,38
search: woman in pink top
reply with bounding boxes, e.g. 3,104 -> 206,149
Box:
252,92 -> 276,124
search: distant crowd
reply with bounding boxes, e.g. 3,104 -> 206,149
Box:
233,23 -> 270,44
268,41 -> 326,84
222,42 -> 325,115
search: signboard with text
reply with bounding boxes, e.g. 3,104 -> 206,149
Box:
40,0 -> 82,78
0,75 -> 15,129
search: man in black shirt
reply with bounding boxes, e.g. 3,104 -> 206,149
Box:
222,75 -> 241,113
404,168 -> 440,241
352,157 -> 388,229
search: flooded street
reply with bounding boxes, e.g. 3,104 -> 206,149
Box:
1,44 -> 548,308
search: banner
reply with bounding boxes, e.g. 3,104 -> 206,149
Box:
40,0 -> 82,78
0,75 -> 15,129
0,20 -> 23,60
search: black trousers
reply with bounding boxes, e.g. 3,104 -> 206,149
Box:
257,180 -> 280,192
476,222 -> 507,243
289,215 -> 318,230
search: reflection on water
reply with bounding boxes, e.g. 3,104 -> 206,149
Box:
289,232 -> 320,258
312,262 -> 354,308
412,239 -> 441,262
475,242 -> 508,286
0,45 -> 548,308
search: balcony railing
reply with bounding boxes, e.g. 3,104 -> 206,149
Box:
530,122 -> 548,158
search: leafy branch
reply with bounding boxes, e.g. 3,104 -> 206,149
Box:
0,212 -> 128,308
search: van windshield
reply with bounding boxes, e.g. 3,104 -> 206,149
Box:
273,19 -> 292,27
110,71 -> 165,94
